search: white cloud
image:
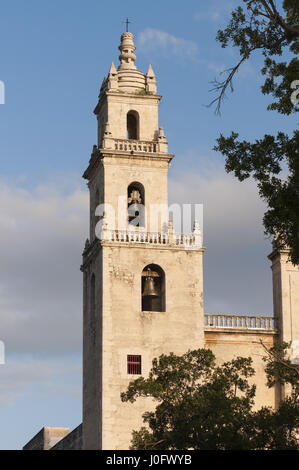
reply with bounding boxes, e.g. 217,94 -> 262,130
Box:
137,28 -> 199,60
194,2 -> 236,23
0,359 -> 81,406
0,180 -> 88,356
170,162 -> 265,243
168,156 -> 273,315
194,10 -> 220,22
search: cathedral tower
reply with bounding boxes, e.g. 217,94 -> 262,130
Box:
81,31 -> 205,450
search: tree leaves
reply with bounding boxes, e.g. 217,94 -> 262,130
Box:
212,0 -> 299,264
122,348 -> 298,450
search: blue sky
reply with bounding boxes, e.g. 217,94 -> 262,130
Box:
0,0 -> 296,449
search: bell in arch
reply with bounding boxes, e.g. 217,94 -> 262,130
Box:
142,270 -> 159,298
128,188 -> 142,224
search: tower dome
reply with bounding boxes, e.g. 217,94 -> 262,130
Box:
117,32 -> 146,93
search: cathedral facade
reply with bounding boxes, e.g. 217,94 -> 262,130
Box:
23,31 -> 299,451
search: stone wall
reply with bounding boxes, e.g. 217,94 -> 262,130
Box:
50,424 -> 82,450
205,329 -> 280,409
23,427 -> 70,450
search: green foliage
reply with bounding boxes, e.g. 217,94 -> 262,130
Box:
262,57 -> 299,114
211,0 -> 299,264
214,130 -> 299,263
122,347 -> 299,450
261,340 -> 299,393
121,349 -> 256,450
245,397 -> 299,449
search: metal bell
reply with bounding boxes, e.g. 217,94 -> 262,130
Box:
128,202 -> 140,216
142,274 -> 159,297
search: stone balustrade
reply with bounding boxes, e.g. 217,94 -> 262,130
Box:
204,314 -> 277,331
101,229 -> 202,249
101,137 -> 169,154
114,139 -> 158,153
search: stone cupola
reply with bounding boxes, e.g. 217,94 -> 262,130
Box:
98,32 -> 157,97
93,29 -> 164,149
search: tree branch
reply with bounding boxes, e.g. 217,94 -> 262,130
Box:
260,0 -> 275,17
257,339 -> 299,377
209,0 -> 298,114
208,47 -> 257,114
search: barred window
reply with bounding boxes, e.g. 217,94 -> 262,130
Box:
127,355 -> 141,375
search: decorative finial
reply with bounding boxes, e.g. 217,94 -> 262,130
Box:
84,238 -> 90,251
118,30 -> 137,70
108,62 -> 117,76
121,18 -> 132,33
107,62 -> 118,90
146,64 -> 157,93
193,220 -> 200,233
192,220 -> 202,247
147,64 -> 155,79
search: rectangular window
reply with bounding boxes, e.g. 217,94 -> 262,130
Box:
127,355 -> 141,375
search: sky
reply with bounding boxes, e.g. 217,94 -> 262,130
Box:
0,0 -> 296,449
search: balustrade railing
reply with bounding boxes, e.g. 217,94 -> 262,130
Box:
114,139 -> 157,153
101,229 -> 201,248
204,314 -> 277,331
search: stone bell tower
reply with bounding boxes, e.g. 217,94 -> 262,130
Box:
81,31 -> 205,450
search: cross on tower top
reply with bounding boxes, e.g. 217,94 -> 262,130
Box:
121,17 -> 132,32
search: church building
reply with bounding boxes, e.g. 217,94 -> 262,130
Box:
23,30 -> 299,451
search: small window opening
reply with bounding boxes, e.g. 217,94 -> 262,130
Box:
127,355 -> 141,374
127,111 -> 139,140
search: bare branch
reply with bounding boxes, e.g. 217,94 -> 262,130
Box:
254,10 -> 272,20
268,0 -> 278,15
209,0 -> 296,114
260,0 -> 275,17
208,48 -> 256,115
257,340 -> 299,377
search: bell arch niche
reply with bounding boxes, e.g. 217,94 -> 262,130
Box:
127,110 -> 139,140
128,182 -> 145,227
141,264 -> 165,312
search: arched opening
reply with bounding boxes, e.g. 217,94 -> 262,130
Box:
128,182 -> 145,227
90,273 -> 96,345
93,188 -> 100,240
127,111 -> 139,140
141,264 -> 165,312
95,189 -> 100,207
94,188 -> 100,219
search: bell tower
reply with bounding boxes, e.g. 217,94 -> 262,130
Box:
81,31 -> 205,450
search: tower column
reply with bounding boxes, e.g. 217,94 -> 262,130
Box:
269,245 -> 299,402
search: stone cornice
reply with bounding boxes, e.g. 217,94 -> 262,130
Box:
83,149 -> 174,180
100,149 -> 174,162
106,90 -> 162,100
80,237 -> 205,261
80,239 -> 101,270
94,90 -> 162,114
204,328 -> 278,336
82,152 -> 102,181
268,247 -> 291,262
100,241 -> 205,253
